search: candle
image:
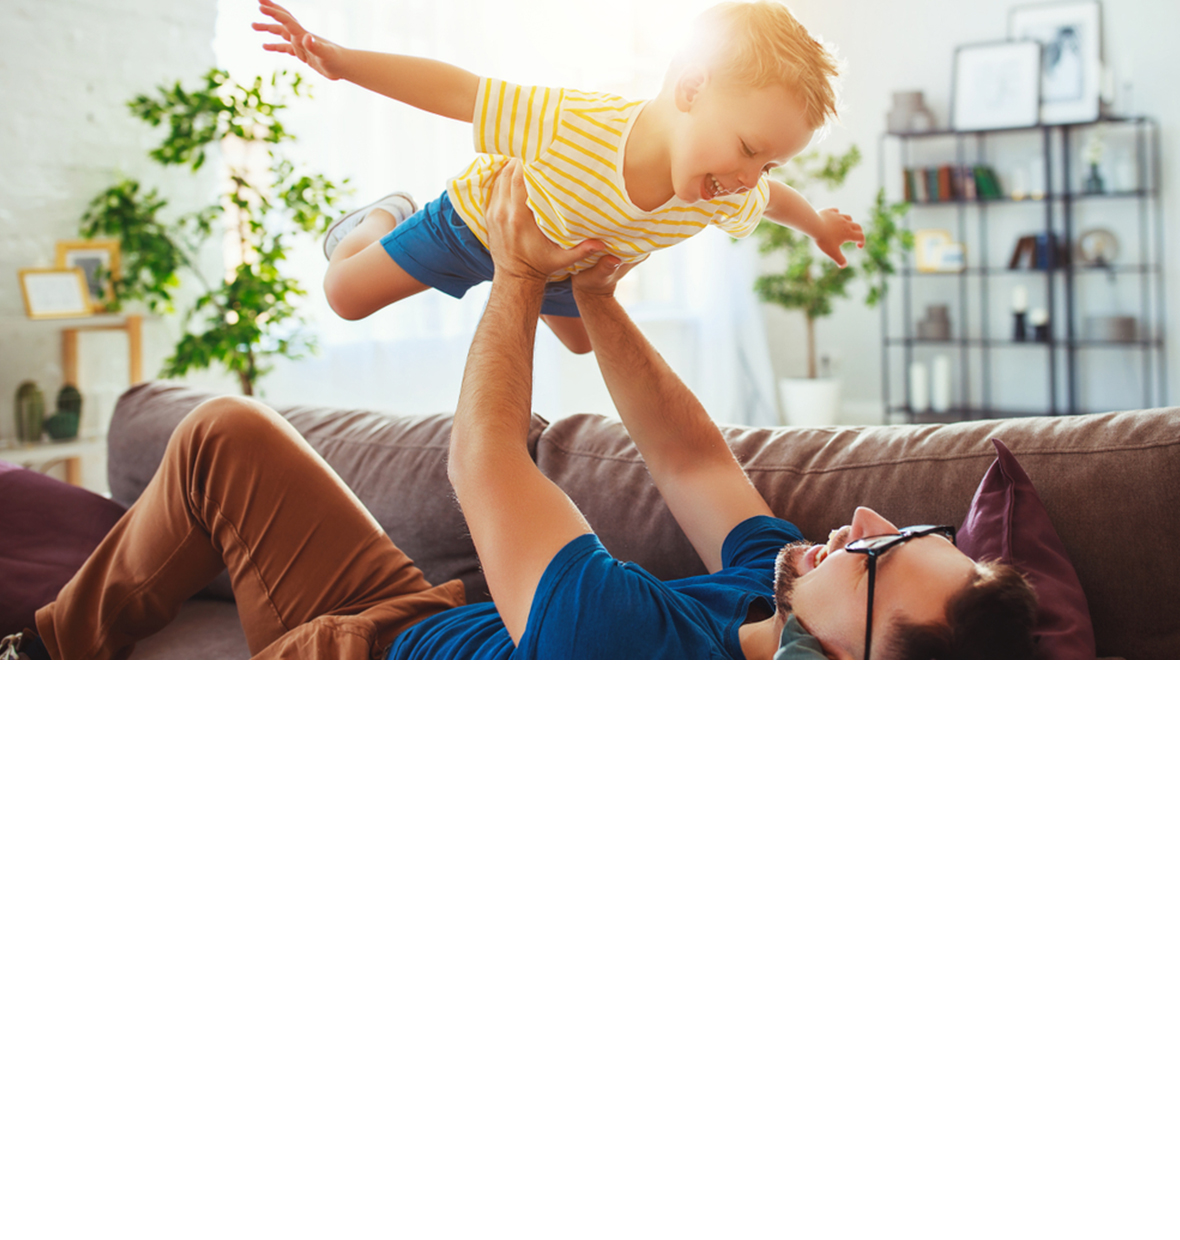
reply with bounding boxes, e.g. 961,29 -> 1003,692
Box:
909,361 -> 929,413
931,355 -> 952,414
1012,285 -> 1029,313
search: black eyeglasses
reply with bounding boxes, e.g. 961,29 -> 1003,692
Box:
843,525 -> 956,660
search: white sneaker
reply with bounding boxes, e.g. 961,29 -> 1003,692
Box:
323,192 -> 419,259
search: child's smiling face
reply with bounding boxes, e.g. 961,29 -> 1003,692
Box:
670,73 -> 814,204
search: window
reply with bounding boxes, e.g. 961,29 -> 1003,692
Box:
214,0 -> 777,423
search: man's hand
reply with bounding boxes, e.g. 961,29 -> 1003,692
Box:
254,1 -> 345,80
813,207 -> 865,268
484,160 -> 606,282
570,251 -> 647,302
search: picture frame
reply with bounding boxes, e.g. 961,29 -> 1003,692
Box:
952,39 -> 1042,132
18,267 -> 93,319
55,238 -> 121,311
914,229 -> 955,272
1009,1 -> 1103,124
932,241 -> 968,273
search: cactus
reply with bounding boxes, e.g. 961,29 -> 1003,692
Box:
14,381 -> 45,443
45,384 -> 83,441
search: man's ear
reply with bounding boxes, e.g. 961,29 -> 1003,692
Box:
675,65 -> 709,112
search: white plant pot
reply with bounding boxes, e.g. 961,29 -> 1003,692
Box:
778,377 -> 842,427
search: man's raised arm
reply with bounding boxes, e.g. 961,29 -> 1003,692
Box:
571,269 -> 774,574
446,164 -> 604,644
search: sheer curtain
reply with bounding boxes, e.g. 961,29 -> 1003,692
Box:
214,0 -> 779,425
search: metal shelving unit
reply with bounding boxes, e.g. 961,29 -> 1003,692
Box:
879,117 -> 1167,422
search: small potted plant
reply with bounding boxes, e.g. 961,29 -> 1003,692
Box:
753,146 -> 913,425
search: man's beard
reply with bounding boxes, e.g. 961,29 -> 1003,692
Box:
773,541 -> 811,618
773,527 -> 853,617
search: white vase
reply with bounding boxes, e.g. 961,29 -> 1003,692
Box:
930,355 -> 952,414
777,377 -> 842,427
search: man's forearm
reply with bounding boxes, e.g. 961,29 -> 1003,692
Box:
335,48 -> 478,122
450,274 -> 546,485
572,291 -> 730,472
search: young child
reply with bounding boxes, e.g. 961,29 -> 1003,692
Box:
255,0 -> 864,355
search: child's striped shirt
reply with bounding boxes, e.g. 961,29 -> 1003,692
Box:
446,78 -> 770,279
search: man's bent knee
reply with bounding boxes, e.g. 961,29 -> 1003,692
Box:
177,395 -> 292,456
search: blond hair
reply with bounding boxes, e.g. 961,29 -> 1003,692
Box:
669,2 -> 841,130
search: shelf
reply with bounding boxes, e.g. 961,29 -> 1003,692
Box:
880,116 -> 1166,419
901,265 -> 1154,277
888,338 -> 1051,347
903,190 -> 1149,206
887,337 -> 1160,349
887,116 -> 1152,140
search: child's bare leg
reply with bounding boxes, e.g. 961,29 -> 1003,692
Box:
543,315 -> 593,355
323,207 -> 428,321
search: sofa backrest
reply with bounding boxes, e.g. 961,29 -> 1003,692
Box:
108,382 -> 1180,658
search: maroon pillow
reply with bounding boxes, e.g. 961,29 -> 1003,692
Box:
956,439 -> 1096,659
0,461 -> 126,635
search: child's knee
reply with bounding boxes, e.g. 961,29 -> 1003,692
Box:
323,267 -> 371,321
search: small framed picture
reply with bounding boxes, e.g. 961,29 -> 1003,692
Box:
56,238 -> 121,310
1009,1 -> 1103,124
18,267 -> 94,319
933,241 -> 968,273
914,229 -> 954,272
952,40 -> 1042,131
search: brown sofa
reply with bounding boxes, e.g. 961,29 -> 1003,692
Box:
97,381 -> 1179,659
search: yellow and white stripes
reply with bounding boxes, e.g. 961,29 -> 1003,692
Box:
446,78 -> 769,280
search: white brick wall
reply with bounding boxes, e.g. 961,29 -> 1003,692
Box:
1,0 -> 222,457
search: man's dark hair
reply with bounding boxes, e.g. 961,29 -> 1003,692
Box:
883,561 -> 1039,660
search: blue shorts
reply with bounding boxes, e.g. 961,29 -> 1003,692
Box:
380,191 -> 581,318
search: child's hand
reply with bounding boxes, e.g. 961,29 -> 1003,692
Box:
814,208 -> 865,268
253,1 -> 345,80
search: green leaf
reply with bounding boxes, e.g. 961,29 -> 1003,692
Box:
85,66 -> 351,392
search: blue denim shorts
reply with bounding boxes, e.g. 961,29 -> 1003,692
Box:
380,191 -> 580,318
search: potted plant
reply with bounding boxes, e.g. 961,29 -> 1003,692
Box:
79,69 -> 349,397
753,146 -> 913,425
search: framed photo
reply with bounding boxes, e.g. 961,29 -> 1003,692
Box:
18,267 -> 93,319
55,238 -> 121,310
952,40 -> 1042,131
1009,1 -> 1102,124
932,241 -> 968,273
914,229 -> 954,272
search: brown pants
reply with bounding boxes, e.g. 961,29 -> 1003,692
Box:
36,397 -> 465,659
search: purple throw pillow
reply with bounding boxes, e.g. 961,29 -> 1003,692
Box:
0,461 -> 126,635
956,439 -> 1096,659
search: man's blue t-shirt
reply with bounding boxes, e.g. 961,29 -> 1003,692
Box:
386,514 -> 801,660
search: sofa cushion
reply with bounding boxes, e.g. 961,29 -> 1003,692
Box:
957,439 -> 1096,659
534,408 -> 1180,659
0,460 -> 126,635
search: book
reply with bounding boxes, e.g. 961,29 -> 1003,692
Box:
973,166 -> 1003,199
1009,234 -> 1037,269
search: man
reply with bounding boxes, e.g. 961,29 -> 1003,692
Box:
11,163 -> 1036,662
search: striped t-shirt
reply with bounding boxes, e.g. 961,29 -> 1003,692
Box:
446,78 -> 771,280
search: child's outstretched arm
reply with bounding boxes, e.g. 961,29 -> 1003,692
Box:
764,180 -> 865,269
254,1 -> 478,123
